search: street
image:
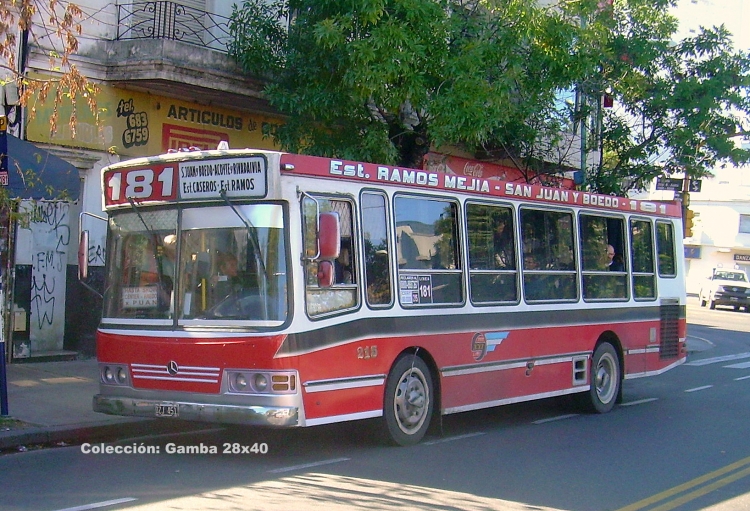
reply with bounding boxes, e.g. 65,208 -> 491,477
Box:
3,296 -> 750,511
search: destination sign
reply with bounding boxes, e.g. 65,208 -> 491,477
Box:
103,155 -> 268,207
281,154 -> 682,218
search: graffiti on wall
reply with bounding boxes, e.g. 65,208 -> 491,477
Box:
28,201 -> 70,352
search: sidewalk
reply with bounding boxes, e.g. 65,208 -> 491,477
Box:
0,358 -> 196,451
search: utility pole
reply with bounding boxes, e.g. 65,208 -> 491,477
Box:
0,114 -> 7,416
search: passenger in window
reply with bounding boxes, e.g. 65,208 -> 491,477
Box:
335,247 -> 353,284
607,245 -> 625,271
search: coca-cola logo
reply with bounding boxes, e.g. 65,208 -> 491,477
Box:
463,163 -> 484,178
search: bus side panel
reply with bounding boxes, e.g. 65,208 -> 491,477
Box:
302,387 -> 383,422
293,328 -> 534,421
294,316 -> 683,420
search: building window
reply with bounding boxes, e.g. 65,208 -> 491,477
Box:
739,214 -> 750,234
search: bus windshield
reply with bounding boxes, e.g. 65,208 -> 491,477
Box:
103,203 -> 287,324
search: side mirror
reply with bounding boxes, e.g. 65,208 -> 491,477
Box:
78,230 -> 89,280
317,260 -> 334,288
318,212 -> 340,260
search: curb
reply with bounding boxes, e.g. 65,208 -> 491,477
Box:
0,418 -> 209,452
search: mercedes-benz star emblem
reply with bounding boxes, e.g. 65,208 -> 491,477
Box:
167,361 -> 179,376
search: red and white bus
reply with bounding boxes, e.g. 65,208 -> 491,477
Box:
85,147 -> 687,445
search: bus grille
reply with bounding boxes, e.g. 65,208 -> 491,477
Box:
131,363 -> 221,384
659,301 -> 680,359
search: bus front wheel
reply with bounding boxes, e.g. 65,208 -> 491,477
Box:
383,354 -> 433,446
587,342 -> 621,414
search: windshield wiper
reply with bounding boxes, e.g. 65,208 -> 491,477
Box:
219,190 -> 268,278
220,190 -> 270,318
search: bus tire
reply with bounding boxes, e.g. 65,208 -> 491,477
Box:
587,342 -> 620,414
383,354 -> 433,446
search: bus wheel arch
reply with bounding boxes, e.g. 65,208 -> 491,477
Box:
585,334 -> 623,413
381,347 -> 439,446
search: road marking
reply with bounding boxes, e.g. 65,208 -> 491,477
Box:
54,498 -> 138,511
268,457 -> 350,474
112,427 -> 227,444
422,432 -> 485,445
724,361 -> 750,369
532,414 -> 578,425
685,352 -> 750,366
614,455 -> 750,511
687,335 -> 715,346
685,385 -> 713,393
620,398 -> 658,407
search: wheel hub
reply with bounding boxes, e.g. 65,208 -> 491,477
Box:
395,371 -> 427,430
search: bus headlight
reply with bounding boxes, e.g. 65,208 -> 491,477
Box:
233,373 -> 248,391
100,364 -> 130,386
226,370 -> 297,395
253,374 -> 268,392
116,367 -> 128,384
103,366 -> 115,383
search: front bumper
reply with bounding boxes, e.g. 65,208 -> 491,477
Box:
93,394 -> 299,427
712,294 -> 750,308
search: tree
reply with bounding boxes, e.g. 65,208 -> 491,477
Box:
0,0 -> 99,136
229,0 -> 586,171
0,1 -> 96,205
570,0 -> 750,193
230,0 -> 750,192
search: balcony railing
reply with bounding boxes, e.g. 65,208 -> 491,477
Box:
116,1 -> 232,52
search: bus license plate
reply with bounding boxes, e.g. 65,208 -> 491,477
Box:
155,403 -> 178,417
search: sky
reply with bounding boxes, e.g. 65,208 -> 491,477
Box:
672,0 -> 750,50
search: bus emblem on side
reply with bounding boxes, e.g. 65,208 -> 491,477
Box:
167,361 -> 179,375
471,331 -> 510,361
471,333 -> 488,361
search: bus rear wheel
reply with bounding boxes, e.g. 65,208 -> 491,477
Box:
383,354 -> 433,446
587,342 -> 620,414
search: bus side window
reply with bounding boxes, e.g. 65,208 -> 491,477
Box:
302,196 -> 359,316
466,202 -> 518,304
520,208 -> 577,302
361,192 -> 392,307
579,214 -> 627,301
630,219 -> 656,299
394,195 -> 463,306
656,221 -> 676,277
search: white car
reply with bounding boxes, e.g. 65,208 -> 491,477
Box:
699,269 -> 750,311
